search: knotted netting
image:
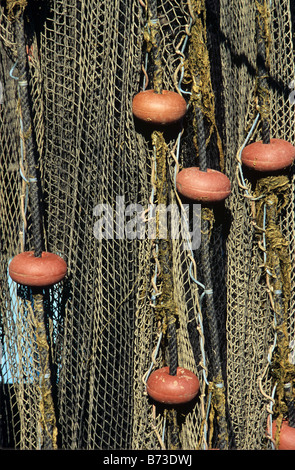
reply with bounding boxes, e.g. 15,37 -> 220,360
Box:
0,0 -> 295,450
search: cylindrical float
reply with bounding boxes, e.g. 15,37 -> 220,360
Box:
146,366 -> 200,405
9,251 -> 67,287
176,167 -> 231,203
241,138 -> 295,172
132,89 -> 187,125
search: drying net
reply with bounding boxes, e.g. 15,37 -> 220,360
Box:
0,0 -> 295,450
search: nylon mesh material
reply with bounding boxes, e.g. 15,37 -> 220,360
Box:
0,0 -> 295,450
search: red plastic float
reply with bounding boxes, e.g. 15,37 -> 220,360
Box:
241,138 -> 295,172
272,420 -> 295,450
176,167 -> 231,203
132,89 -> 187,125
9,251 -> 67,287
146,366 -> 200,405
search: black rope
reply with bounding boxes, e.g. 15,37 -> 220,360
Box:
195,103 -> 228,449
196,104 -> 223,376
169,409 -> 180,450
261,119 -> 270,145
200,222 -> 221,378
15,16 -> 43,257
256,1 -> 271,145
167,321 -> 178,376
196,106 -> 207,172
148,0 -> 162,94
284,383 -> 295,428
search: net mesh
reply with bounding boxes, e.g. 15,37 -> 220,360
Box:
0,0 -> 295,450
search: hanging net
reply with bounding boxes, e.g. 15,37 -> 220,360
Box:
1,0 -> 295,450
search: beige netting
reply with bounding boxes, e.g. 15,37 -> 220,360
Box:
1,0 -> 295,450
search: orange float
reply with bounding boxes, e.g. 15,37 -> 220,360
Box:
241,138 -> 295,172
146,366 -> 200,405
176,167 -> 231,203
9,251 -> 67,287
132,89 -> 187,125
272,420 -> 295,450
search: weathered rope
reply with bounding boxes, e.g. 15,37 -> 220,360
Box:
186,0 -> 224,171
15,16 -> 43,257
200,211 -> 228,450
151,131 -> 178,377
254,179 -> 295,441
168,408 -> 180,450
147,0 -> 162,94
194,32 -> 228,451
284,383 -> 295,428
264,198 -> 295,434
196,106 -> 207,172
255,0 -> 271,144
167,319 -> 178,377
32,292 -> 58,449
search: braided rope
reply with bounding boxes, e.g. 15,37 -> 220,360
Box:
167,321 -> 178,376
284,383 -> 295,428
195,106 -> 207,172
194,53 -> 228,449
148,0 -> 162,94
256,0 -> 271,144
15,17 -> 43,256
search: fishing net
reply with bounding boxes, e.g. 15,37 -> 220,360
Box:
0,0 -> 295,450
